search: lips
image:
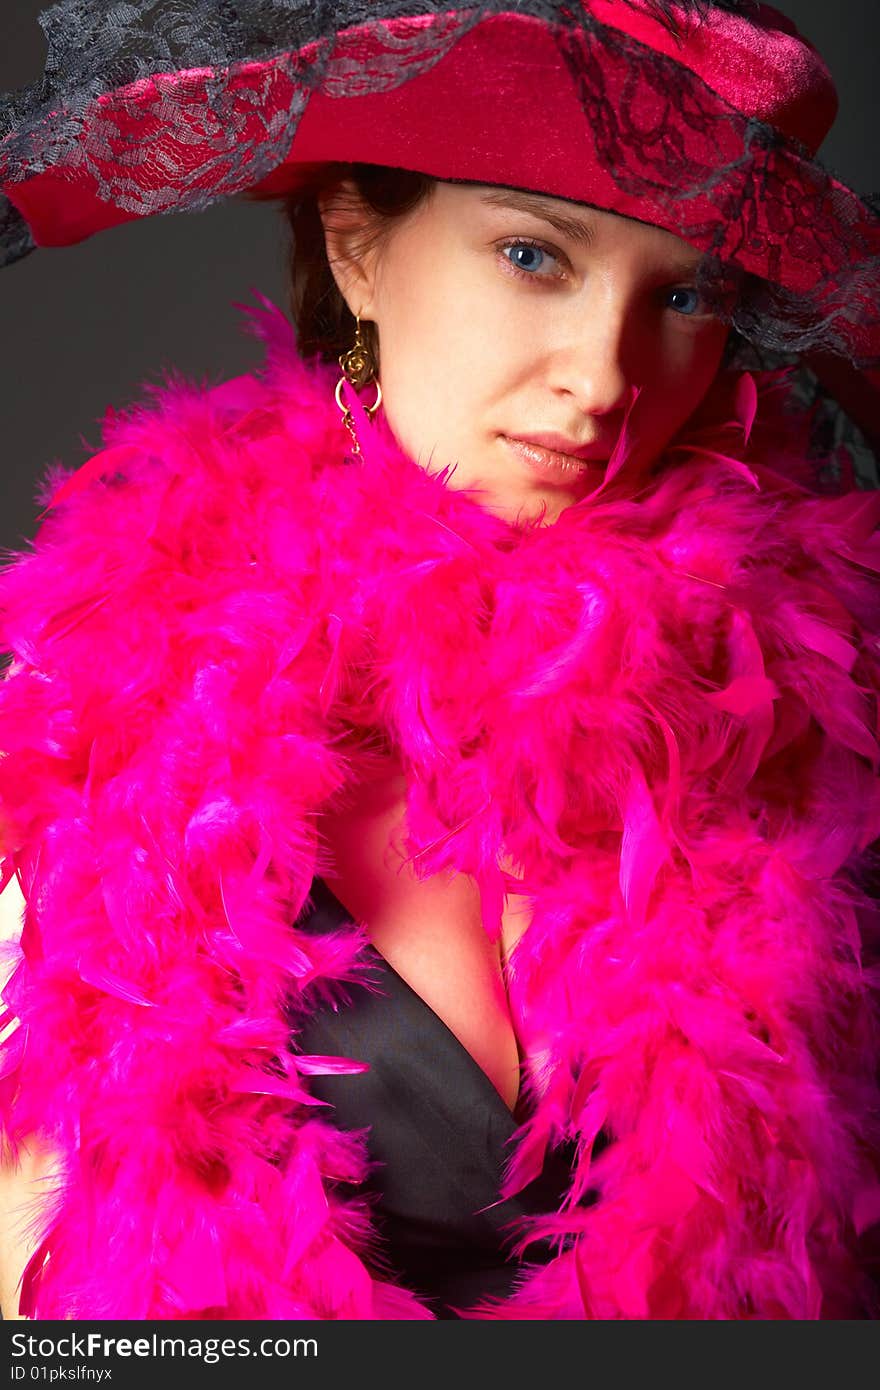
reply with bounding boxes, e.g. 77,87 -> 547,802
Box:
501,433 -> 607,485
509,432 -> 608,461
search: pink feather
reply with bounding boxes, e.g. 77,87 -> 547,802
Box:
0,297 -> 877,1320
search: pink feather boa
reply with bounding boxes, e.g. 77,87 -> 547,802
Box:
1,299 -> 879,1319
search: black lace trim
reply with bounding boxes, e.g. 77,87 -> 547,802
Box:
1,2 -> 877,365
0,194 -> 35,268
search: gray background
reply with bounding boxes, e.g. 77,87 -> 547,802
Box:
1,0 -> 878,552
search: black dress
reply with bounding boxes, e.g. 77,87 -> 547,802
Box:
291,876 -> 598,1318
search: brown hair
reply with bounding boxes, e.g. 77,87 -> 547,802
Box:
248,162 -> 436,370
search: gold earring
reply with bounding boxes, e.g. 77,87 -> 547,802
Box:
335,315 -> 383,455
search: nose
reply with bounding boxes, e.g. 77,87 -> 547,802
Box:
549,293 -> 636,423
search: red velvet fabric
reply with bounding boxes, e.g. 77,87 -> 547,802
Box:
0,1 -> 870,344
589,0 -> 837,148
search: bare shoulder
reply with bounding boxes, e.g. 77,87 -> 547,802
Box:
0,874 -> 24,1010
0,1135 -> 60,1321
0,874 -> 24,945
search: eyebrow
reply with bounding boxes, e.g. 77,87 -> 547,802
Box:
479,188 -> 598,248
478,187 -> 702,278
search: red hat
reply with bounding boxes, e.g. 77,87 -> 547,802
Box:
1,1 -> 877,363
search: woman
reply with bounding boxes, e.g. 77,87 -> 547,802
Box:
0,0 -> 878,1320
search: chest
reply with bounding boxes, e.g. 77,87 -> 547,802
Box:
318,754 -> 532,1113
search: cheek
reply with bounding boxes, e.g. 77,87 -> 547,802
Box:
652,331 -> 727,424
375,264 -> 516,452
381,344 -> 494,466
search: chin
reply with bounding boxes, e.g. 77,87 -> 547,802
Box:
437,459 -> 584,526
496,488 -> 571,528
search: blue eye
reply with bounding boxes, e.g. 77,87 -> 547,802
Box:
503,242 -> 555,276
666,286 -> 703,316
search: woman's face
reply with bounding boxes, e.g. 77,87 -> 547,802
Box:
323,181 -> 730,524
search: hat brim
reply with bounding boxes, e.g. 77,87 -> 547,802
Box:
3,8 -> 878,361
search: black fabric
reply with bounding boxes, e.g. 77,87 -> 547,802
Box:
290,875 -> 598,1318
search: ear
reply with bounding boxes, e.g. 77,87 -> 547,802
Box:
317,178 -> 383,320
